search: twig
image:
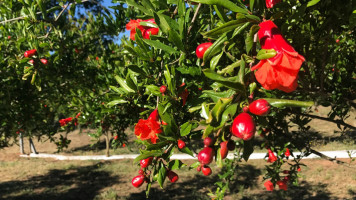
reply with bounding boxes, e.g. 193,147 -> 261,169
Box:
42,3 -> 71,38
310,148 -> 355,168
292,112 -> 356,130
0,0 -> 91,25
187,3 -> 201,37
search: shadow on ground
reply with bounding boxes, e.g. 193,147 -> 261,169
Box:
0,162 -> 120,200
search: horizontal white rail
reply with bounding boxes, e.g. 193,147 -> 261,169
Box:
19,150 -> 356,161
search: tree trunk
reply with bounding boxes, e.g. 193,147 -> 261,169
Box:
104,132 -> 110,157
29,138 -> 38,154
19,132 -> 24,154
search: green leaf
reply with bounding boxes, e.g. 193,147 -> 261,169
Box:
201,90 -> 235,103
216,148 -> 223,168
146,140 -> 171,150
114,75 -> 135,93
242,140 -> 254,161
157,163 -> 167,188
133,150 -> 163,163
139,21 -> 158,28
256,49 -> 277,60
203,34 -> 227,63
307,0 -> 320,7
210,51 -> 223,70
203,69 -> 245,93
126,0 -> 152,15
180,121 -> 192,136
207,98 -> 232,125
168,160 -> 186,170
219,103 -> 238,126
213,5 -> 229,23
143,39 -> 179,54
202,125 -> 214,138
264,98 -> 314,108
245,24 -> 259,53
200,102 -> 210,119
189,161 -> 201,169
168,29 -> 184,51
190,0 -> 248,14
217,60 -> 241,75
179,147 -> 194,157
145,85 -> 161,96
204,16 -> 248,37
107,99 -> 128,107
127,65 -> 147,76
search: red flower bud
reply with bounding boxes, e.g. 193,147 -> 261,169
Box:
220,141 -> 228,159
29,59 -> 35,65
132,175 -> 145,188
196,42 -> 213,59
267,149 -> 277,163
167,170 -> 179,183
160,85 -> 167,94
138,169 -> 144,175
40,58 -> 48,65
242,106 -> 249,113
203,137 -> 214,147
114,135 -> 118,140
198,147 -> 214,165
202,165 -> 212,176
231,113 -> 256,141
264,180 -> 274,191
285,148 -> 290,157
24,49 -> 37,58
140,157 -> 153,168
177,139 -> 186,149
161,121 -> 168,125
7,36 -> 11,40
249,99 -> 270,116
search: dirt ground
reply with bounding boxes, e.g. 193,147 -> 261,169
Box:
0,106 -> 355,199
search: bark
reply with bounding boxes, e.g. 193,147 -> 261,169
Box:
29,138 -> 38,154
104,132 -> 110,157
19,132 -> 24,154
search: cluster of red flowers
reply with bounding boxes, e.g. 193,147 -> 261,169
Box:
252,20 -> 305,93
126,18 -> 159,40
264,179 -> 288,191
59,117 -> 73,127
134,109 -> 162,144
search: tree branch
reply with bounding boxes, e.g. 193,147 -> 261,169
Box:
293,112 -> 356,130
310,148 -> 355,168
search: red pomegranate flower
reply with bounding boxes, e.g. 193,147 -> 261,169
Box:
264,180 -> 274,191
126,19 -> 159,40
277,180 -> 288,191
59,117 -> 73,127
134,109 -> 162,144
251,20 -> 305,93
265,0 -> 281,8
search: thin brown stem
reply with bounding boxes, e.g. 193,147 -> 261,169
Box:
187,3 -> 201,37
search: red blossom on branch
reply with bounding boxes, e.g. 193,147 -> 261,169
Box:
59,117 -> 73,127
134,109 -> 162,144
126,19 -> 159,40
251,20 -> 305,93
